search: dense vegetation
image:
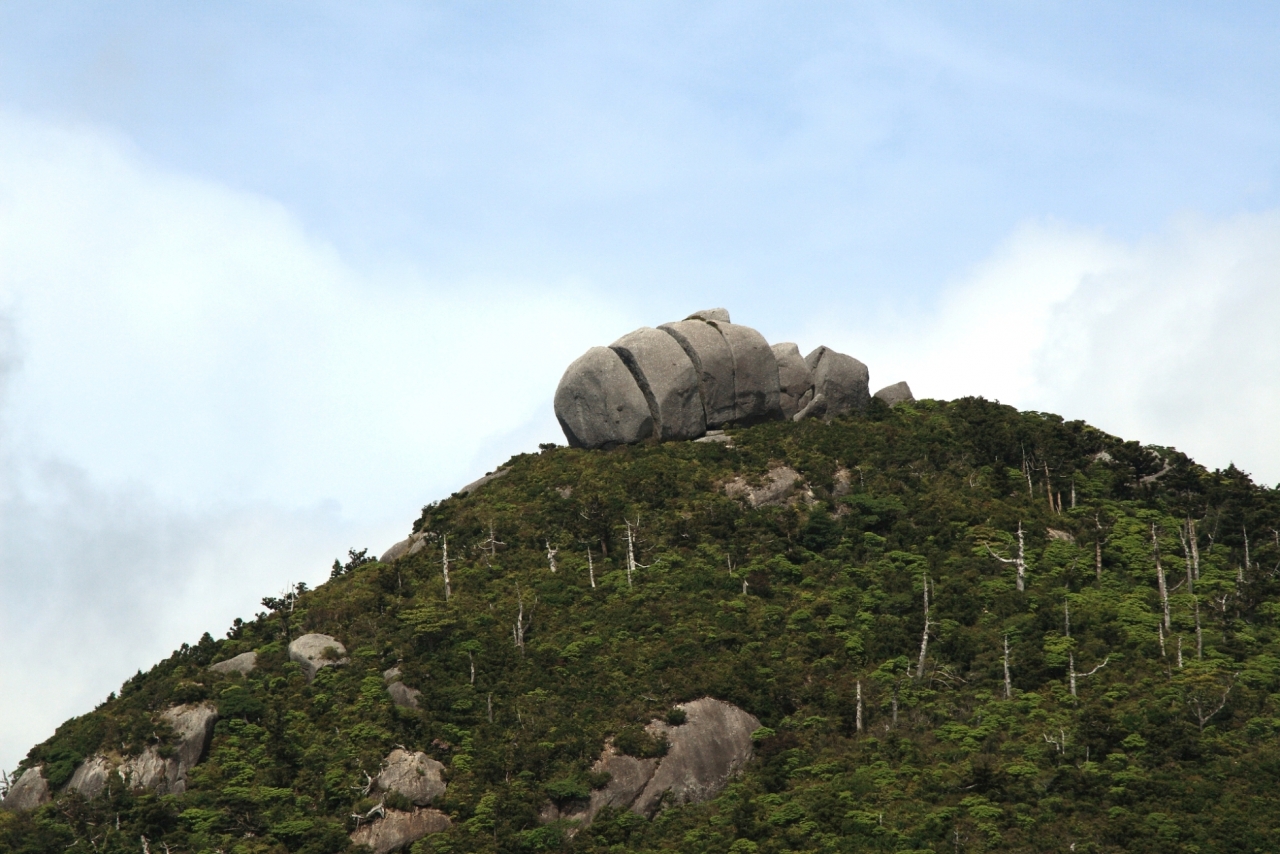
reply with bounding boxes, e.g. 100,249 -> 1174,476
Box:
5,397 -> 1280,854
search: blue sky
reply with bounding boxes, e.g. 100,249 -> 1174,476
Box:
3,1 -> 1280,774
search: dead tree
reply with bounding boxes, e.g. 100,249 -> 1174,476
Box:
1153,524 -> 1170,631
915,571 -> 932,679
545,540 -> 558,574
856,680 -> 864,733
623,517 -> 650,588
1190,674 -> 1238,732
987,521 -> 1028,592
1242,524 -> 1251,584
512,584 -> 528,652
480,523 -> 505,566
1093,512 -> 1112,583
1003,634 -> 1013,699
586,547 -> 596,588
441,536 -> 451,602
1069,653 -> 1109,698
1178,519 -> 1203,659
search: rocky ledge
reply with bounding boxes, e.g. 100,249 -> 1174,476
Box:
554,309 -> 913,449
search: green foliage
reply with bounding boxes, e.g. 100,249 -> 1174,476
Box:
11,398 -> 1280,853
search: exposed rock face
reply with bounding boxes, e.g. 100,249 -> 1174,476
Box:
610,327 -> 706,441
387,681 -> 422,709
555,346 -> 654,449
660,320 -> 737,427
208,651 -> 257,675
289,634 -> 348,682
772,343 -> 814,419
376,749 -> 447,806
457,467 -> 510,497
724,467 -> 809,509
2,766 -> 50,811
715,322 -> 781,423
350,808 -> 451,854
554,310 -> 904,448
381,531 -> 428,563
547,698 -> 757,828
874,381 -> 914,407
67,702 -> 218,799
805,346 -> 870,418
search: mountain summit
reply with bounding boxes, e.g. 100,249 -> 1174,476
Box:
5,397 -> 1280,853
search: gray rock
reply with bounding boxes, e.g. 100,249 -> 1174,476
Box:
208,651 -> 257,675
289,633 -> 348,682
793,392 -> 827,422
659,320 -> 736,427
2,766 -> 50,811
67,755 -> 114,799
350,808 -> 451,854
712,322 -> 781,423
724,467 -> 809,509
693,430 -> 732,445
804,346 -> 870,418
376,749 -> 447,806
457,467 -> 510,497
873,381 -> 914,407
684,308 -> 730,323
117,702 -> 219,795
554,346 -> 654,449
632,698 -> 759,816
558,741 -> 660,827
610,327 -> 706,441
382,531 -> 431,563
771,343 -> 814,419
832,467 -> 853,498
383,666 -> 402,682
388,681 -> 422,709
117,749 -> 169,792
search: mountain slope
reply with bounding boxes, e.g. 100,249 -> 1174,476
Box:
5,397 -> 1280,854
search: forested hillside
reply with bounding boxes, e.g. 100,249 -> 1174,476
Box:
5,397 -> 1280,854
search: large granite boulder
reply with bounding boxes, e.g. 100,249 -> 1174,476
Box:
2,766 -> 50,811
772,342 -> 814,419
208,651 -> 257,675
659,319 -> 737,427
375,749 -> 447,806
804,346 -> 870,418
68,702 -> 218,798
67,755 -> 114,799
546,698 -> 758,828
713,322 -> 781,423
555,347 -> 654,449
350,808 -> 451,854
289,633 -> 348,682
610,327 -> 706,441
874,381 -> 915,407
684,307 -> 730,323
381,531 -> 429,563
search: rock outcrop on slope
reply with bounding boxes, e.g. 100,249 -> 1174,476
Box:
1,766 -> 51,811
289,633 -> 348,682
208,650 -> 258,675
543,697 -> 759,828
554,309 -> 910,448
375,749 -> 447,806
349,808 -> 451,854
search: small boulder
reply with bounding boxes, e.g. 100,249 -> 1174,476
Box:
804,346 -> 870,418
873,381 -> 914,407
2,766 -> 50,811
387,682 -> 422,710
684,308 -> 730,323
632,698 -> 759,816
376,749 -> 447,806
208,651 -> 257,676
610,327 -> 706,441
772,343 -> 814,419
555,346 -> 654,449
724,467 -> 809,509
660,319 -> 736,427
713,322 -> 781,423
350,808 -> 451,854
289,634 -> 348,682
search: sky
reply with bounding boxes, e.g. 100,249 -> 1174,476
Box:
3,1 -> 1280,774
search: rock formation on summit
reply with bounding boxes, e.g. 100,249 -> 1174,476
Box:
554,309 -> 912,449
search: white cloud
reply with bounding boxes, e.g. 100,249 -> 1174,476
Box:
855,213 -> 1280,486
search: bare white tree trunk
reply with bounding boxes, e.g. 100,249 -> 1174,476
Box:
487,693 -> 493,723
1242,525 -> 1251,584
513,584 -> 526,652
545,540 -> 558,574
442,536 -> 451,602
985,521 -> 1028,592
469,651 -> 475,685
1154,524 -> 1170,630
1022,447 -> 1034,498
1003,634 -> 1012,699
623,517 -> 648,588
1180,520 -> 1203,659
1071,480 -> 1076,509
1044,462 -> 1055,513
1177,635 -> 1183,669
856,680 -> 864,732
586,547 -> 596,588
916,572 -> 931,679
1158,621 -> 1167,660
1070,654 -> 1109,698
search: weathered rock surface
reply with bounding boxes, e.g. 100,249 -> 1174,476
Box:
376,749 -> 447,806
208,650 -> 257,675
67,755 -> 114,799
713,322 -> 781,423
793,392 -> 828,422
555,346 -> 654,449
805,346 -> 870,418
660,319 -> 736,427
289,633 -> 348,682
873,381 -> 914,407
772,343 -> 814,419
457,467 -> 510,497
350,808 -> 451,854
387,681 -> 422,709
724,467 -> 809,509
2,766 -> 50,811
68,702 -> 218,799
546,698 -> 757,828
381,531 -> 430,563
632,698 -> 760,816
610,327 -> 706,441
685,307 -> 730,323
